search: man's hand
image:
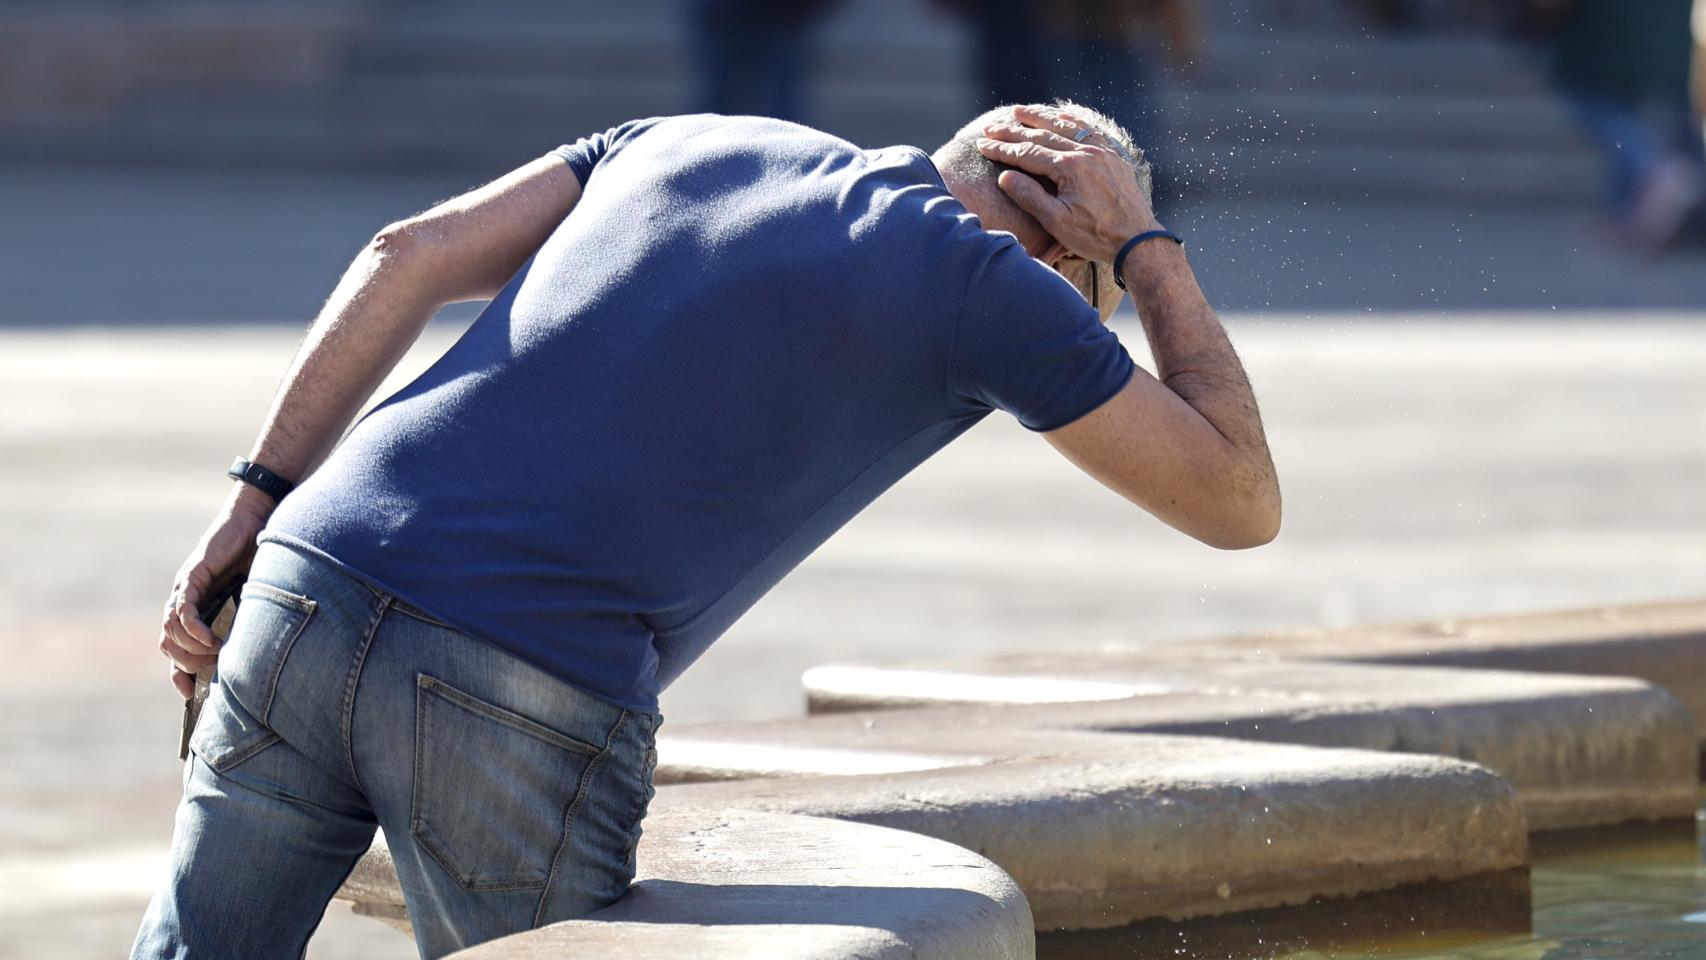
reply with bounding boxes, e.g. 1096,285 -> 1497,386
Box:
976,105 -> 1160,264
160,486 -> 269,698
975,111 -> 1281,549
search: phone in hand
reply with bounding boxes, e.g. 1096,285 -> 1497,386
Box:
177,578 -> 245,760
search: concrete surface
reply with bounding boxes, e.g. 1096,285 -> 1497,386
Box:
694,660 -> 1703,831
332,736 -> 1527,943
336,832 -> 410,935
649,737 -> 1529,931
801,600 -> 1706,755
344,810 -> 1036,960
1164,601 -> 1706,745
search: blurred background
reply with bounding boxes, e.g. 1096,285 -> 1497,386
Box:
2,1 -> 1703,957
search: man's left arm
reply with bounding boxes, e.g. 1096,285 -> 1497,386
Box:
160,154 -> 585,696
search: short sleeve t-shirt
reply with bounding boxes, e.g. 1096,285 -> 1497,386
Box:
264,114 -> 1134,711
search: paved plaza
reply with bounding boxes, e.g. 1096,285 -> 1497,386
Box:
1,169 -> 1703,958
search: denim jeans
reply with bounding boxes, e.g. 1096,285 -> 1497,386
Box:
131,541 -> 661,960
1565,89 -> 1706,217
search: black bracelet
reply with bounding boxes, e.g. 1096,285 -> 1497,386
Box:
1112,229 -> 1184,291
227,457 -> 296,503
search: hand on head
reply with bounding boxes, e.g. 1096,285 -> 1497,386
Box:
976,105 -> 1160,266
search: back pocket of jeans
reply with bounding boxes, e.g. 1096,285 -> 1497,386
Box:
219,581 -> 317,726
411,674 -> 606,892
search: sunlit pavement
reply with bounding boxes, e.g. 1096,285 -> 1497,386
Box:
2,168 -> 1704,958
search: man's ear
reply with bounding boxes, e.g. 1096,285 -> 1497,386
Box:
1036,238 -> 1071,268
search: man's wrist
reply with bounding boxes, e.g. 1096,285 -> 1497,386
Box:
1102,220 -> 1162,263
1115,231 -> 1189,292
228,457 -> 297,503
227,481 -> 278,524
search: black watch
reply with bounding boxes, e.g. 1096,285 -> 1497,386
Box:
227,457 -> 296,503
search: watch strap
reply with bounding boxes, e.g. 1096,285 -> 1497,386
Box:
227,457 -> 296,502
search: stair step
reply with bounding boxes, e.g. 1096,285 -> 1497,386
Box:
0,0 -> 1598,205
142,76 -> 1585,161
11,105 -> 1588,205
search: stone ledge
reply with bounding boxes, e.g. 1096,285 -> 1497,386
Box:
651,737 -> 1529,932
803,600 -> 1706,723
344,809 -> 1034,960
1172,600 -> 1706,742
338,735 -> 1528,942
335,601 -> 1706,951
791,659 -> 1699,831
338,832 -> 409,935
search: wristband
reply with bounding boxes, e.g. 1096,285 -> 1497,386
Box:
227,457 -> 296,503
1112,229 -> 1184,291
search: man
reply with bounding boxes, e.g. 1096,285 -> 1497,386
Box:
139,103 -> 1279,959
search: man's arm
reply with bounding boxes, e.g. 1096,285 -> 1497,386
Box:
251,154 -> 585,486
159,154 -> 586,696
1043,241 -> 1280,549
976,106 -> 1280,549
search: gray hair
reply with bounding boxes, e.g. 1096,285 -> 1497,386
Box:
935,99 -> 1153,212
935,100 -> 1151,312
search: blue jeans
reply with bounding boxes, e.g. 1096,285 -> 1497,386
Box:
1565,89 -> 1706,217
131,542 -> 661,959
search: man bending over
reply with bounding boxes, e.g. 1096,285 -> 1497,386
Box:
140,103 -> 1279,959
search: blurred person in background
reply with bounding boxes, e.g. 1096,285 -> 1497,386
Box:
688,0 -> 841,122
1038,0 -> 1201,209
1346,0 -> 1490,32
1695,0 -> 1706,134
1511,0 -> 1706,250
140,102 -> 1278,959
932,0 -> 1054,110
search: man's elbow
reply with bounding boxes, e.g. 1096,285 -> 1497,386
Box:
370,220 -> 431,264
1232,491 -> 1283,549
364,220 -> 451,304
1200,473 -> 1282,550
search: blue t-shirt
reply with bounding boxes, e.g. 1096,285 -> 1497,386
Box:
264,114 -> 1134,711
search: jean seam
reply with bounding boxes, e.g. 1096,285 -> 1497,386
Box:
239,580 -> 317,612
630,744 -> 658,839
390,600 -> 451,629
340,593 -> 391,798
410,677 -> 452,886
533,709 -> 628,928
201,730 -> 282,773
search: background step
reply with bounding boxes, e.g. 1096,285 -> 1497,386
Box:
0,0 -> 1603,205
